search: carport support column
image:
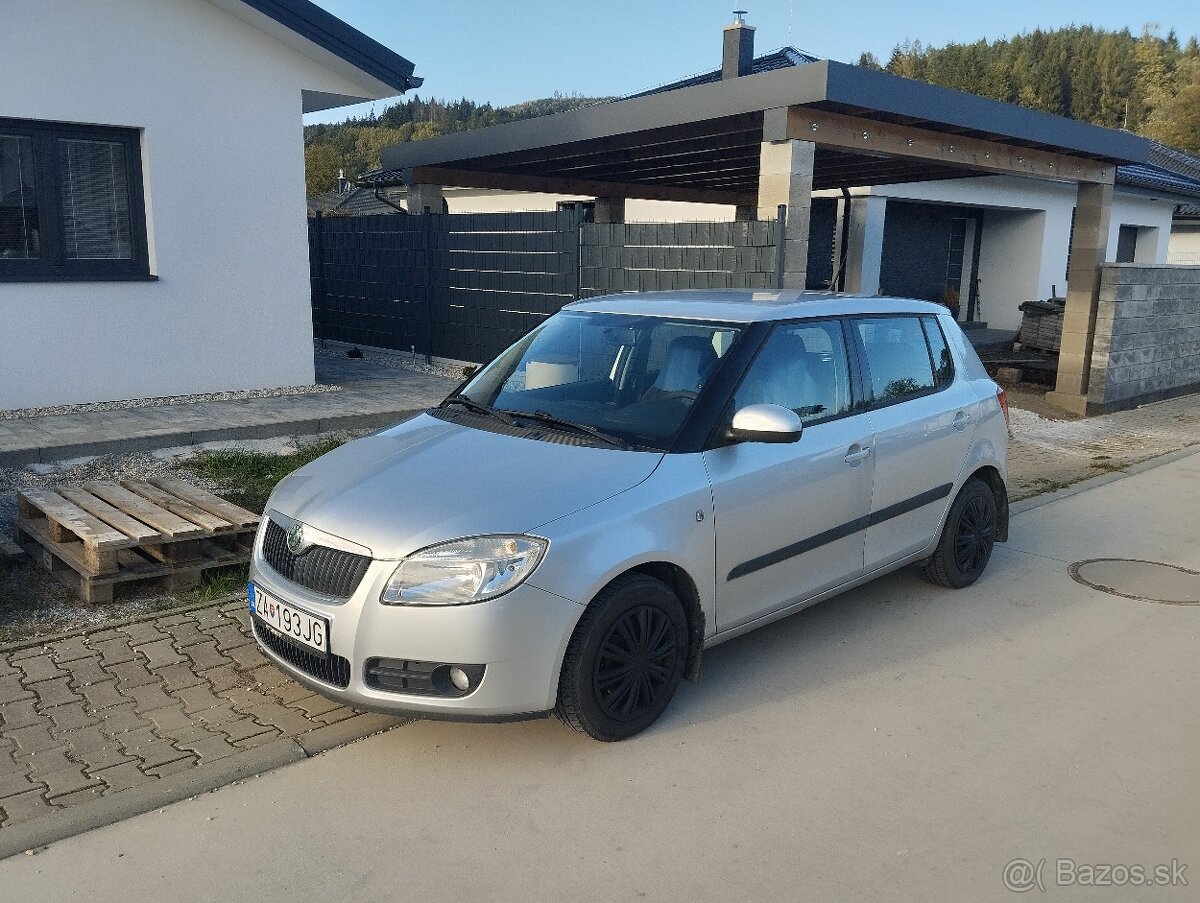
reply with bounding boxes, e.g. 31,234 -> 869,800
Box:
1047,178 -> 1114,416
593,197 -> 626,224
407,183 -> 444,214
843,195 -> 886,295
757,139 -> 815,290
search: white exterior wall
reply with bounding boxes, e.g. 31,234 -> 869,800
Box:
842,176 -> 1177,332
1169,224 -> 1200,264
436,189 -> 736,222
1,0 -> 394,409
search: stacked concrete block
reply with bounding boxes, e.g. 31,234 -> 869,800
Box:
756,139 -> 816,291
1087,264 -> 1200,411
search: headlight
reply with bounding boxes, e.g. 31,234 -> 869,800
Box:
380,535 -> 548,606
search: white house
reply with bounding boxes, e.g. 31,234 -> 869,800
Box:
0,0 -> 418,410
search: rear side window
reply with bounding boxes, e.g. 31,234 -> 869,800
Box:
855,316 -> 936,403
921,316 -> 955,387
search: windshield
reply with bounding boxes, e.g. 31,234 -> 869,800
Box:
457,311 -> 742,450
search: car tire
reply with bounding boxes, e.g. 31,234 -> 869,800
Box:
923,478 -> 998,589
555,573 -> 688,742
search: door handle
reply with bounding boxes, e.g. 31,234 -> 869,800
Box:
953,411 -> 972,431
844,445 -> 872,465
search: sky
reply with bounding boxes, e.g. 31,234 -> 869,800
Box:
305,0 -> 1200,124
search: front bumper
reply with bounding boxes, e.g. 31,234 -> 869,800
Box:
248,555 -> 583,719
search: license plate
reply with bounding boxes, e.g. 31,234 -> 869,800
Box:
249,583 -> 329,656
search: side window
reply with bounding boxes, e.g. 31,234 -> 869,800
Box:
734,321 -> 853,424
855,317 -> 936,403
921,316 -> 955,387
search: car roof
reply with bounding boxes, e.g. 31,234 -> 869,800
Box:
564,290 -> 947,323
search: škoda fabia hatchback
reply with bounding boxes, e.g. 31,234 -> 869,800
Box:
249,291 -> 1009,741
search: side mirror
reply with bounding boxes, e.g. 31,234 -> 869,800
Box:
728,404 -> 803,444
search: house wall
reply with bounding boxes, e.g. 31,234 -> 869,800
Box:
977,209 -> 1047,326
1,0 -> 389,409
438,189 -> 738,223
1169,223 -> 1200,265
848,176 -> 1177,333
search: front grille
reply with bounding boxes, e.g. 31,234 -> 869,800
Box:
261,518 -> 371,599
253,619 -> 351,689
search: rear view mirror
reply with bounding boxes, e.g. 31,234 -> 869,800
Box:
728,404 -> 803,444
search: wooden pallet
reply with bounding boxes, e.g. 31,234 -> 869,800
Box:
16,476 -> 260,604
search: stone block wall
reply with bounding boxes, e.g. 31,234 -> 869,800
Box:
1088,264 -> 1200,411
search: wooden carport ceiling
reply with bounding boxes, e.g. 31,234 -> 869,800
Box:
376,60 -> 1151,205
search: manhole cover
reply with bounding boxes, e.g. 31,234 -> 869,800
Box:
1069,559 -> 1200,605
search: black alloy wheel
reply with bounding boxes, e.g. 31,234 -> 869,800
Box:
953,492 -> 996,575
593,604 -> 678,721
556,574 -> 687,741
923,478 -> 998,588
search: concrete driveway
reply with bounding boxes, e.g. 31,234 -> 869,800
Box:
4,452 -> 1198,902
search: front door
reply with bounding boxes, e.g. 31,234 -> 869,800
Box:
705,319 -> 875,632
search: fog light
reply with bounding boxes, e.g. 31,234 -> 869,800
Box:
449,666 -> 471,691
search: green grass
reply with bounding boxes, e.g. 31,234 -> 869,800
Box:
179,438 -> 344,514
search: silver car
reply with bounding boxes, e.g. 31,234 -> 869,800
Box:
249,291 -> 1009,741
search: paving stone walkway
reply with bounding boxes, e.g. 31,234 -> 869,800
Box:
1008,394 -> 1200,500
0,354 -> 458,468
0,600 -> 401,856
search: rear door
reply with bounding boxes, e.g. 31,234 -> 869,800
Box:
852,314 -> 982,571
705,319 -> 875,632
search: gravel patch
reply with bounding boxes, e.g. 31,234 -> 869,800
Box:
1007,406 -> 1053,435
0,383 -> 342,421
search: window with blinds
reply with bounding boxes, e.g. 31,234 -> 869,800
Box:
0,118 -> 149,281
58,139 -> 134,260
0,134 -> 39,260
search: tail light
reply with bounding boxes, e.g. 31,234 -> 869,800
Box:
997,386 -> 1010,428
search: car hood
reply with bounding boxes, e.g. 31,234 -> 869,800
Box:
267,414 -> 664,560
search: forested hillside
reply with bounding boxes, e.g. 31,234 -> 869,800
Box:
304,94 -> 611,196
858,25 -> 1200,153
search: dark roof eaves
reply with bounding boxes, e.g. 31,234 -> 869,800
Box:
823,61 -> 1150,165
238,0 -> 420,93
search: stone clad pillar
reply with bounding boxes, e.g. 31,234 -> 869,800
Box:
757,139 -> 815,290
1047,179 -> 1115,415
593,197 -> 626,224
407,183 -> 444,214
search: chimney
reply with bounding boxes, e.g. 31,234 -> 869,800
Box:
722,10 -> 755,79
337,168 -> 350,194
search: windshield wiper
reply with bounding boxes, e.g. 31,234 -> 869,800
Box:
509,409 -> 630,450
441,395 -> 516,425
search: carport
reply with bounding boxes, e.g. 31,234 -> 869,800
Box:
374,31 -> 1153,415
